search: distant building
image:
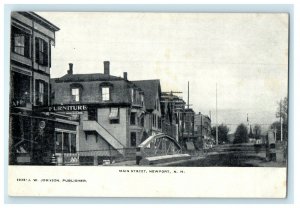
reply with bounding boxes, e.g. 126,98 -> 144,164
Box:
160,92 -> 185,141
194,112 -> 212,140
181,108 -> 197,149
51,62 -> 156,165
132,80 -> 163,137
9,12 -> 79,165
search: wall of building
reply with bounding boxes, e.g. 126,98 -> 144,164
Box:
78,131 -> 111,155
97,107 -> 128,147
11,12 -> 55,108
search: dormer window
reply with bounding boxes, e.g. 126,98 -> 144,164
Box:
102,87 -> 110,101
72,88 -> 80,102
100,82 -> 113,102
70,83 -> 83,102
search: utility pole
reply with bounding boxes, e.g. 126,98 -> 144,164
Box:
187,81 -> 190,109
187,81 -> 190,141
216,83 -> 218,146
280,99 -> 283,142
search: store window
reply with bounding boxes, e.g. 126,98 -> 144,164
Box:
55,132 -> 77,153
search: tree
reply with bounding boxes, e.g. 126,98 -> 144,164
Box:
276,97 -> 288,122
274,97 -> 288,141
253,124 -> 262,139
270,121 -> 288,141
233,123 -> 248,144
211,124 -> 230,144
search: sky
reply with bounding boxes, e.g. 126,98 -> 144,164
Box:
37,12 -> 289,133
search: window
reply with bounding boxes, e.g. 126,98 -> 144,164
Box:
11,26 -> 31,57
153,115 -> 156,127
102,87 -> 110,101
35,80 -> 48,106
70,83 -> 83,102
55,133 -> 63,153
72,88 -> 80,102
63,132 -> 70,153
130,112 -> 136,125
11,72 -> 31,107
109,108 -> 120,124
158,116 -> 162,129
14,35 -> 25,55
141,95 -> 144,106
55,132 -> 77,153
70,134 -> 76,153
35,37 -> 48,66
39,82 -> 44,104
88,107 -> 97,121
130,132 -> 137,147
140,117 -> 144,127
131,89 -> 134,103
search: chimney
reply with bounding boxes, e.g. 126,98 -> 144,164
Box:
104,61 -> 110,75
68,63 -> 73,75
123,72 -> 128,80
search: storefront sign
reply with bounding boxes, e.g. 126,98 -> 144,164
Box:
48,105 -> 88,112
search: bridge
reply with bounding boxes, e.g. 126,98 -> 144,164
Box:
136,133 -> 191,165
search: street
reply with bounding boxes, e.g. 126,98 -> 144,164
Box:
160,143 -> 287,167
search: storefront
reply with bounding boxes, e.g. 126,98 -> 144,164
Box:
10,109 -> 79,165
53,117 -> 79,165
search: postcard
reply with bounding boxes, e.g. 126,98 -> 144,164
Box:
8,12 -> 288,197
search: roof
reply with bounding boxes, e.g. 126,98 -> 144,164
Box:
19,12 -> 60,31
51,73 -> 141,105
132,80 -> 161,110
54,73 -> 123,83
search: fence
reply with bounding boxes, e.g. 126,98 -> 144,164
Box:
55,147 -> 137,166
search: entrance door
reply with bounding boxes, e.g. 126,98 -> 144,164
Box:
88,107 -> 97,121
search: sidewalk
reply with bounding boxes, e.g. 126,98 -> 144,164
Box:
109,160 -> 137,166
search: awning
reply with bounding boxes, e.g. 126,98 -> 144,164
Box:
109,108 -> 119,119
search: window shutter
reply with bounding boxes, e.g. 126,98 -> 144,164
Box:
49,42 -> 51,67
35,37 -> 39,64
35,79 -> 39,105
44,40 -> 48,66
11,27 -> 15,52
44,82 -> 49,106
24,35 -> 30,58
